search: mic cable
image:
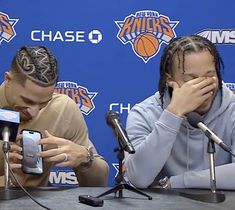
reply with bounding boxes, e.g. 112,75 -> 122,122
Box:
3,152 -> 52,210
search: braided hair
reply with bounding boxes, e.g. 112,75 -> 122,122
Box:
11,46 -> 58,87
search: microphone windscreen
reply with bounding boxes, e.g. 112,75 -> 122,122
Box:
105,110 -> 120,126
0,107 -> 20,141
186,112 -> 203,128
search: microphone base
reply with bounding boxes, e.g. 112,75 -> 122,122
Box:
0,188 -> 25,200
180,191 -> 225,203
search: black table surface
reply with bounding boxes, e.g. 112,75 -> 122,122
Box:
0,187 -> 234,210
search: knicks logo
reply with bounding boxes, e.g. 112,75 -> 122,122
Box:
54,81 -> 97,115
0,12 -> 18,45
112,163 -> 131,184
115,10 -> 179,63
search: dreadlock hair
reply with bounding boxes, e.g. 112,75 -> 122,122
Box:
158,35 -> 224,107
11,46 -> 58,87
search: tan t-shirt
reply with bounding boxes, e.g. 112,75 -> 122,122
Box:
0,82 -> 109,187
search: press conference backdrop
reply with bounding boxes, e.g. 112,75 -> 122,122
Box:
0,0 -> 235,187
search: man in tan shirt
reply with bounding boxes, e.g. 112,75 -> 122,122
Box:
0,46 -> 109,187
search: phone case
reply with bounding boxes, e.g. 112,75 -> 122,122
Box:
21,129 -> 43,175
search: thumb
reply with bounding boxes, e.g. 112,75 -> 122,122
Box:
44,130 -> 53,137
167,80 -> 179,89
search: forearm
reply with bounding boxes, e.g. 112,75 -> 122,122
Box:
75,156 -> 109,187
170,163 -> 235,190
125,110 -> 183,188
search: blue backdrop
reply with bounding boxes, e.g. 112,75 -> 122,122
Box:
1,0 -> 235,187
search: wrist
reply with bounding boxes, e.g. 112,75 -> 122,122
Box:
166,105 -> 185,118
81,146 -> 94,167
159,176 -> 171,189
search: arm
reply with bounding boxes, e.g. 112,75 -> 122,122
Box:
68,103 -> 109,186
39,97 -> 109,186
170,163 -> 235,189
170,122 -> 235,189
125,106 -> 183,188
75,154 -> 109,187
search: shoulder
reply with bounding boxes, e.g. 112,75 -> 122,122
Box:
127,92 -> 163,125
129,92 -> 162,118
46,93 -> 83,118
50,93 -> 79,109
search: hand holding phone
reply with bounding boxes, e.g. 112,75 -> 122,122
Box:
21,129 -> 43,174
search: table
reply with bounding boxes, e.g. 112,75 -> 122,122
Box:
0,187 -> 234,210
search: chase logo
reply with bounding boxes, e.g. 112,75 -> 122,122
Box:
55,81 -> 97,115
197,29 -> 235,44
88,30 -> 102,44
31,29 -> 102,44
115,10 -> 179,63
0,12 -> 18,45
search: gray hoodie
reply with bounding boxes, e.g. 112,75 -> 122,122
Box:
125,82 -> 235,189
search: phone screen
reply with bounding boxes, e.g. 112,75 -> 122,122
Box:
22,130 -> 43,174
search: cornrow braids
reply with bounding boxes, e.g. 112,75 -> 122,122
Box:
158,35 -> 224,107
11,46 -> 58,87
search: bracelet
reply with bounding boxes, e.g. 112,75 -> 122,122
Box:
83,146 -> 94,165
158,176 -> 171,189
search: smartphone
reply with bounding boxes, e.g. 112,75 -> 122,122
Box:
21,129 -> 43,174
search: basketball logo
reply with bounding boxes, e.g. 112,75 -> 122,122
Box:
133,33 -> 159,59
0,12 -> 18,45
116,10 -> 179,63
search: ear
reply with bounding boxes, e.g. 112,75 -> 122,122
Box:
5,72 -> 12,82
165,73 -> 174,84
4,72 -> 13,88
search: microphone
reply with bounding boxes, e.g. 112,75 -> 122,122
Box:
0,107 -> 20,142
187,112 -> 232,153
106,111 -> 135,154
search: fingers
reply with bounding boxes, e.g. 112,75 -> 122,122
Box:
192,77 -> 217,97
191,76 -> 216,89
200,91 -> 214,101
10,163 -> 22,169
38,132 -> 68,146
15,134 -> 23,143
44,130 -> 53,138
38,148 -> 61,158
9,144 -> 22,153
55,161 -> 71,167
8,150 -> 23,169
38,137 -> 61,145
43,153 -> 69,163
167,76 -> 218,116
188,76 -> 208,85
9,152 -> 23,160
199,83 -> 216,95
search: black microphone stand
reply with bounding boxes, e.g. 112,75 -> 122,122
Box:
0,127 -> 24,200
96,133 -> 152,200
180,138 -> 225,203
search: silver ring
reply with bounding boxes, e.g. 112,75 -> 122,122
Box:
62,153 -> 68,162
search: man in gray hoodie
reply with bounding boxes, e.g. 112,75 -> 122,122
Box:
125,35 -> 235,189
